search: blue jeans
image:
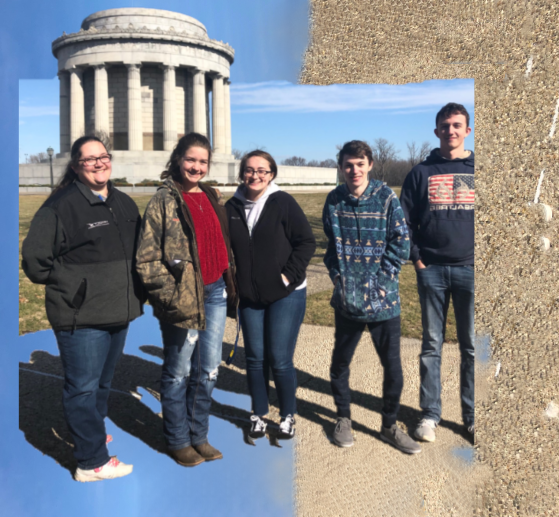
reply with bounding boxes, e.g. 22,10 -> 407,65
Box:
416,264 -> 475,426
54,325 -> 129,469
159,277 -> 227,450
239,288 -> 306,418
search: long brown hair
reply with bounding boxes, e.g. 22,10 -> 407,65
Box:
49,135 -> 108,197
161,132 -> 212,182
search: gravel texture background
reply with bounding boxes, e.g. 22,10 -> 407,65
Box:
299,1 -> 559,516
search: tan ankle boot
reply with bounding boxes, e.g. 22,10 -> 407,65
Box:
193,442 -> 223,461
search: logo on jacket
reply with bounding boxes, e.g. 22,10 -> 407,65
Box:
87,221 -> 110,229
429,174 -> 474,210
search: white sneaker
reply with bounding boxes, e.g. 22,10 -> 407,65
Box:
278,415 -> 295,439
249,415 -> 267,439
414,418 -> 437,442
74,457 -> 133,482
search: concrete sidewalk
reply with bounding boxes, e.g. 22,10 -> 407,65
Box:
221,291 -> 491,516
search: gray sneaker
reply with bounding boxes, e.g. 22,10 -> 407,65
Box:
414,418 -> 437,442
381,424 -> 422,454
332,417 -> 354,447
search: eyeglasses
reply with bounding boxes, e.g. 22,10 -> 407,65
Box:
244,168 -> 271,177
79,154 -> 112,167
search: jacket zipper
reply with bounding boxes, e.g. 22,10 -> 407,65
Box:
107,203 -> 131,323
238,201 -> 264,303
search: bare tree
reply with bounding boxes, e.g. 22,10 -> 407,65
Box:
371,138 -> 397,182
28,152 -> 48,163
406,140 -> 433,169
406,141 -> 420,168
281,156 -> 307,166
320,158 -> 337,168
419,141 -> 432,162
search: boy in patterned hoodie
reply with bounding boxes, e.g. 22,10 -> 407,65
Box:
322,140 -> 421,454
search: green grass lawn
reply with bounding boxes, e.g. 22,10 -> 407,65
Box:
18,186 -> 457,342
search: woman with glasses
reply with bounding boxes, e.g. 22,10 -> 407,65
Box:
135,132 -> 237,467
22,135 -> 145,482
226,150 -> 316,439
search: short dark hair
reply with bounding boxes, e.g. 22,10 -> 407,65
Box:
435,103 -> 470,128
337,140 -> 373,167
50,135 -> 109,197
237,150 -> 278,183
161,132 -> 212,181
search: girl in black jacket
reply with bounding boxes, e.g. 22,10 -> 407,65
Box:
226,150 -> 316,439
22,136 -> 144,482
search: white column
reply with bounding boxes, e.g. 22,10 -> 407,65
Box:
212,75 -> 226,153
94,64 -> 110,135
192,69 -> 207,136
163,65 -> 177,151
127,64 -> 143,151
69,68 -> 85,144
58,71 -> 70,153
224,78 -> 232,155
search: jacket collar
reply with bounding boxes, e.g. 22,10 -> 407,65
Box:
74,179 -> 113,205
426,148 -> 475,166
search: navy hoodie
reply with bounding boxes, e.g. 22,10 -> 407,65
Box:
399,149 -> 474,265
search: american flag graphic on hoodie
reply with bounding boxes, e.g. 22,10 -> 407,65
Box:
428,173 -> 475,211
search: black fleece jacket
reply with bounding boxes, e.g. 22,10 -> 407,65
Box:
399,149 -> 474,265
22,180 -> 145,331
226,191 -> 316,305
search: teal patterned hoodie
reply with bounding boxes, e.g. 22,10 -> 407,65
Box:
322,180 -> 410,322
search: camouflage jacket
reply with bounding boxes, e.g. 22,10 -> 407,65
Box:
136,178 -> 237,329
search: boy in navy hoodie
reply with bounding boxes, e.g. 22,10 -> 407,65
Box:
399,103 -> 475,442
322,140 -> 421,454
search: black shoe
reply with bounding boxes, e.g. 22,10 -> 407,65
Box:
278,415 -> 295,439
249,415 -> 267,439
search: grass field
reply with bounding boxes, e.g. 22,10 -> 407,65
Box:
18,187 -> 457,341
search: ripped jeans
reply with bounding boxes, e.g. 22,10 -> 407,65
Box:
159,277 -> 227,450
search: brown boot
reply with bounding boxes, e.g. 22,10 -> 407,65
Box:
193,442 -> 223,461
169,446 -> 205,467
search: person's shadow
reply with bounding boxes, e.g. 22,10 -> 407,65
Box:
19,333 -> 470,476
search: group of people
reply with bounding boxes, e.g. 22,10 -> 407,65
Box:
22,101 -> 474,482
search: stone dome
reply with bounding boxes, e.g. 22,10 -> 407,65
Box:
81,8 -> 208,38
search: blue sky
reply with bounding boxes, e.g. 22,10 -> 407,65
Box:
6,2 -> 474,516
20,78 -> 475,163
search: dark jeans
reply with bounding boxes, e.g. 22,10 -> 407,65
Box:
330,312 -> 403,428
416,264 -> 475,426
54,324 -> 129,469
239,288 -> 306,418
159,277 -> 227,450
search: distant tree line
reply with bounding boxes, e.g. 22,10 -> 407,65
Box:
25,152 -> 49,163
281,157 -> 338,168
368,138 -> 432,186
221,139 -> 433,187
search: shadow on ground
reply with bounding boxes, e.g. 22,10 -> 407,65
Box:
19,337 -> 470,475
